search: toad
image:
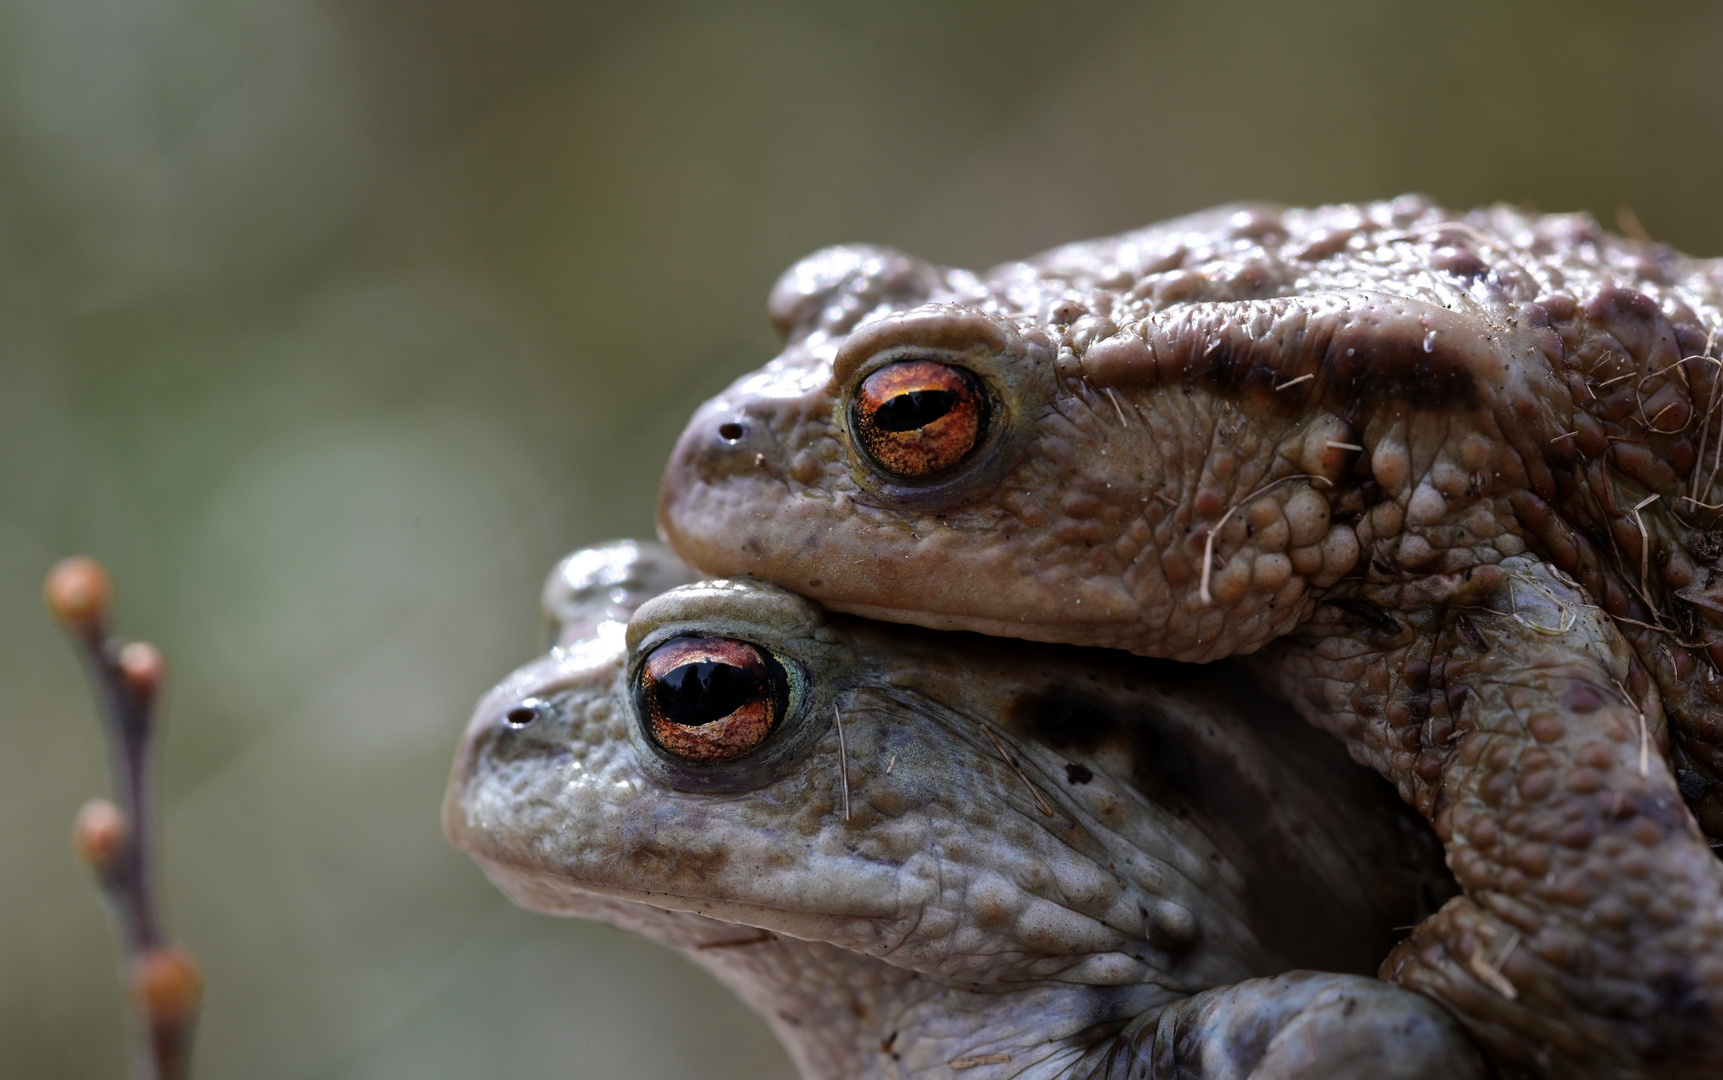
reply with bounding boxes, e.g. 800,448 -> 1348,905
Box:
445,541 -> 1481,1078
659,199 -> 1723,1076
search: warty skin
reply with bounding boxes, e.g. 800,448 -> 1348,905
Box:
658,198 -> 1723,1076
444,541 -> 1480,1079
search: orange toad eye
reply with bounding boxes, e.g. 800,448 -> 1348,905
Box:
637,636 -> 787,764
851,361 -> 987,479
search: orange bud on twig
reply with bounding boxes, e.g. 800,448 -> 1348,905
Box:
49,556 -> 199,1079
119,642 -> 167,699
44,555 -> 112,630
133,947 -> 203,1028
73,798 -> 128,876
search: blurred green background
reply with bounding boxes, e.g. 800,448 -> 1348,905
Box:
3,1 -> 1722,1076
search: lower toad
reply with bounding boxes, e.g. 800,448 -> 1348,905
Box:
445,542 -> 1481,1078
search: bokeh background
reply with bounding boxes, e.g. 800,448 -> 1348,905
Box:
4,1 -> 1723,1076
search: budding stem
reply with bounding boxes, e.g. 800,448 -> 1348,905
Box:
48,556 -> 199,1080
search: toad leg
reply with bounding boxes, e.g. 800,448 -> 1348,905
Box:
1257,556 -> 1723,1077
1076,971 -> 1487,1080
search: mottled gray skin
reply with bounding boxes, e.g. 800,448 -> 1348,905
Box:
445,542 -> 1481,1079
658,199 -> 1723,1076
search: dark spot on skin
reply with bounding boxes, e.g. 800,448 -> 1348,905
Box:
1324,597 -> 1403,634
1017,689 -> 1258,833
1065,763 -> 1094,785
1020,691 -> 1119,755
980,650 -> 1451,975
1679,770 -> 1712,801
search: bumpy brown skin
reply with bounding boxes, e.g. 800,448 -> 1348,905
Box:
659,198 -> 1723,1077
447,542 -> 1480,1079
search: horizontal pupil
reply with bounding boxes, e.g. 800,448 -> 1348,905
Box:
655,661 -> 760,726
875,389 -> 956,432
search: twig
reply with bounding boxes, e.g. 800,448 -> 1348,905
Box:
1488,928 -> 1522,971
1648,400 -> 1684,432
1630,494 -> 1659,613
1274,373 -> 1315,391
1689,353 -> 1720,506
1467,934 -> 1519,1000
1634,359 -> 1698,434
1640,709 -> 1651,778
833,705 -> 851,821
1103,387 -> 1131,426
1504,570 -> 1578,635
1199,475 -> 1333,605
1616,207 -> 1652,243
951,1053 -> 1012,1069
1605,610 -> 1718,650
46,557 -> 200,1080
1697,345 -> 1723,512
979,724 -> 1055,816
1610,676 -> 1652,779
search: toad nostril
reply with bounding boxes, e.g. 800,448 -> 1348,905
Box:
505,702 -> 543,728
717,422 -> 746,442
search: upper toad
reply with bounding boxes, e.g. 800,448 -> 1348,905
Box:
659,199 -> 1723,1076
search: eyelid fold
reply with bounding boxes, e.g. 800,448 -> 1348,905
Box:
830,303 -> 1022,388
626,579 -> 825,654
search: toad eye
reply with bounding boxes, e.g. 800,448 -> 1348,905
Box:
851,360 -> 987,479
637,636 -> 788,764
